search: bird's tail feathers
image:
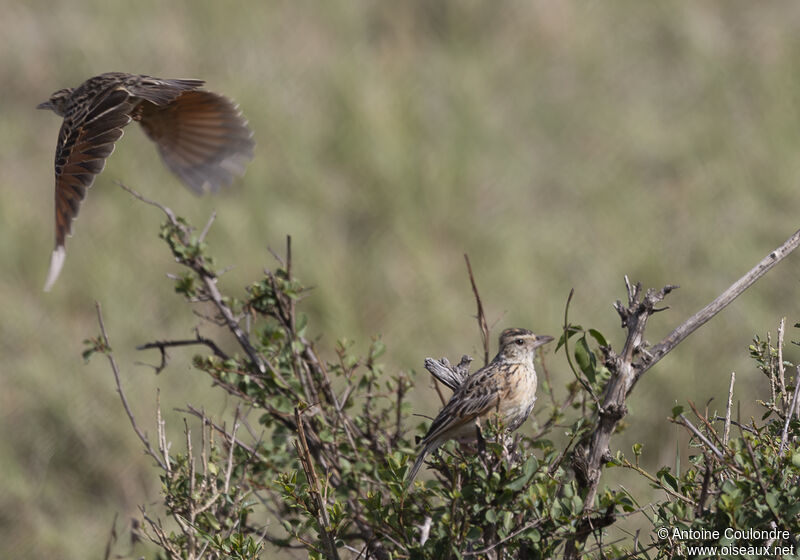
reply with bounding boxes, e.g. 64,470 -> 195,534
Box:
406,441 -> 441,485
43,246 -> 66,292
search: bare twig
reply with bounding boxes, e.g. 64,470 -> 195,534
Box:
778,318 -> 787,401
136,333 -> 230,374
643,228 -> 800,378
712,416 -> 756,434
95,302 -> 167,470
184,420 -> 197,556
779,365 -> 800,454
181,404 -> 267,462
464,254 -> 490,366
199,210 -> 216,243
202,275 -> 267,374
677,414 -> 724,460
686,400 -> 725,451
618,459 -> 697,506
770,333 -> 777,405
117,181 -> 177,222
156,394 -> 171,475
294,408 -> 341,560
724,372 -> 735,446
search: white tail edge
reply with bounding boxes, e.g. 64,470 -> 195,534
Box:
43,247 -> 66,292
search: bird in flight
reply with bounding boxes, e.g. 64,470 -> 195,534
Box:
37,72 -> 255,291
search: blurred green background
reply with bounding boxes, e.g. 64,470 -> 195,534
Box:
4,1 -> 800,557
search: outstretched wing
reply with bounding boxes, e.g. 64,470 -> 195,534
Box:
121,75 -> 204,106
137,90 -> 254,194
44,88 -> 135,291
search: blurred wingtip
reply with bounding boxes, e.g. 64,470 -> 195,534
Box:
43,247 -> 66,292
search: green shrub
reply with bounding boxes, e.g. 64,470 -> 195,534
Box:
89,199 -> 800,559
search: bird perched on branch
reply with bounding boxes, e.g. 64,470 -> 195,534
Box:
407,328 -> 554,483
37,72 -> 255,291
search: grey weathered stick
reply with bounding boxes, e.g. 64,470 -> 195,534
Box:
423,355 -> 473,391
566,228 -> 800,559
641,228 -> 800,380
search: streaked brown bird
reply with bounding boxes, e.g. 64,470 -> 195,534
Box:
407,328 -> 554,483
37,72 -> 255,291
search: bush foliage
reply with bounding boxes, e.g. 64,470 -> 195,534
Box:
87,200 -> 800,559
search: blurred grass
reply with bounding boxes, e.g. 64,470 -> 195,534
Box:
4,1 -> 800,556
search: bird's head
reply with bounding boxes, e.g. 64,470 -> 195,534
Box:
498,328 -> 554,363
37,88 -> 74,116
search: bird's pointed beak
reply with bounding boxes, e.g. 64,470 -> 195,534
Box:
36,100 -> 53,110
532,335 -> 554,349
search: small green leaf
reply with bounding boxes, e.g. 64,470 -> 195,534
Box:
660,471 -> 679,492
574,337 -> 596,384
588,329 -> 608,347
555,325 -> 583,352
766,491 -> 779,510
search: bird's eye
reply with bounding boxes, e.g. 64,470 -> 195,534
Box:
515,339 -> 524,345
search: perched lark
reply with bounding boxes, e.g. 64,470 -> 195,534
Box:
407,328 -> 553,483
37,72 -> 255,291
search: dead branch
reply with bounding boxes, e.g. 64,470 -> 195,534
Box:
136,332 -> 230,374
641,228 -> 800,380
423,355 -> 473,391
566,227 -> 800,558
464,254 -> 490,366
